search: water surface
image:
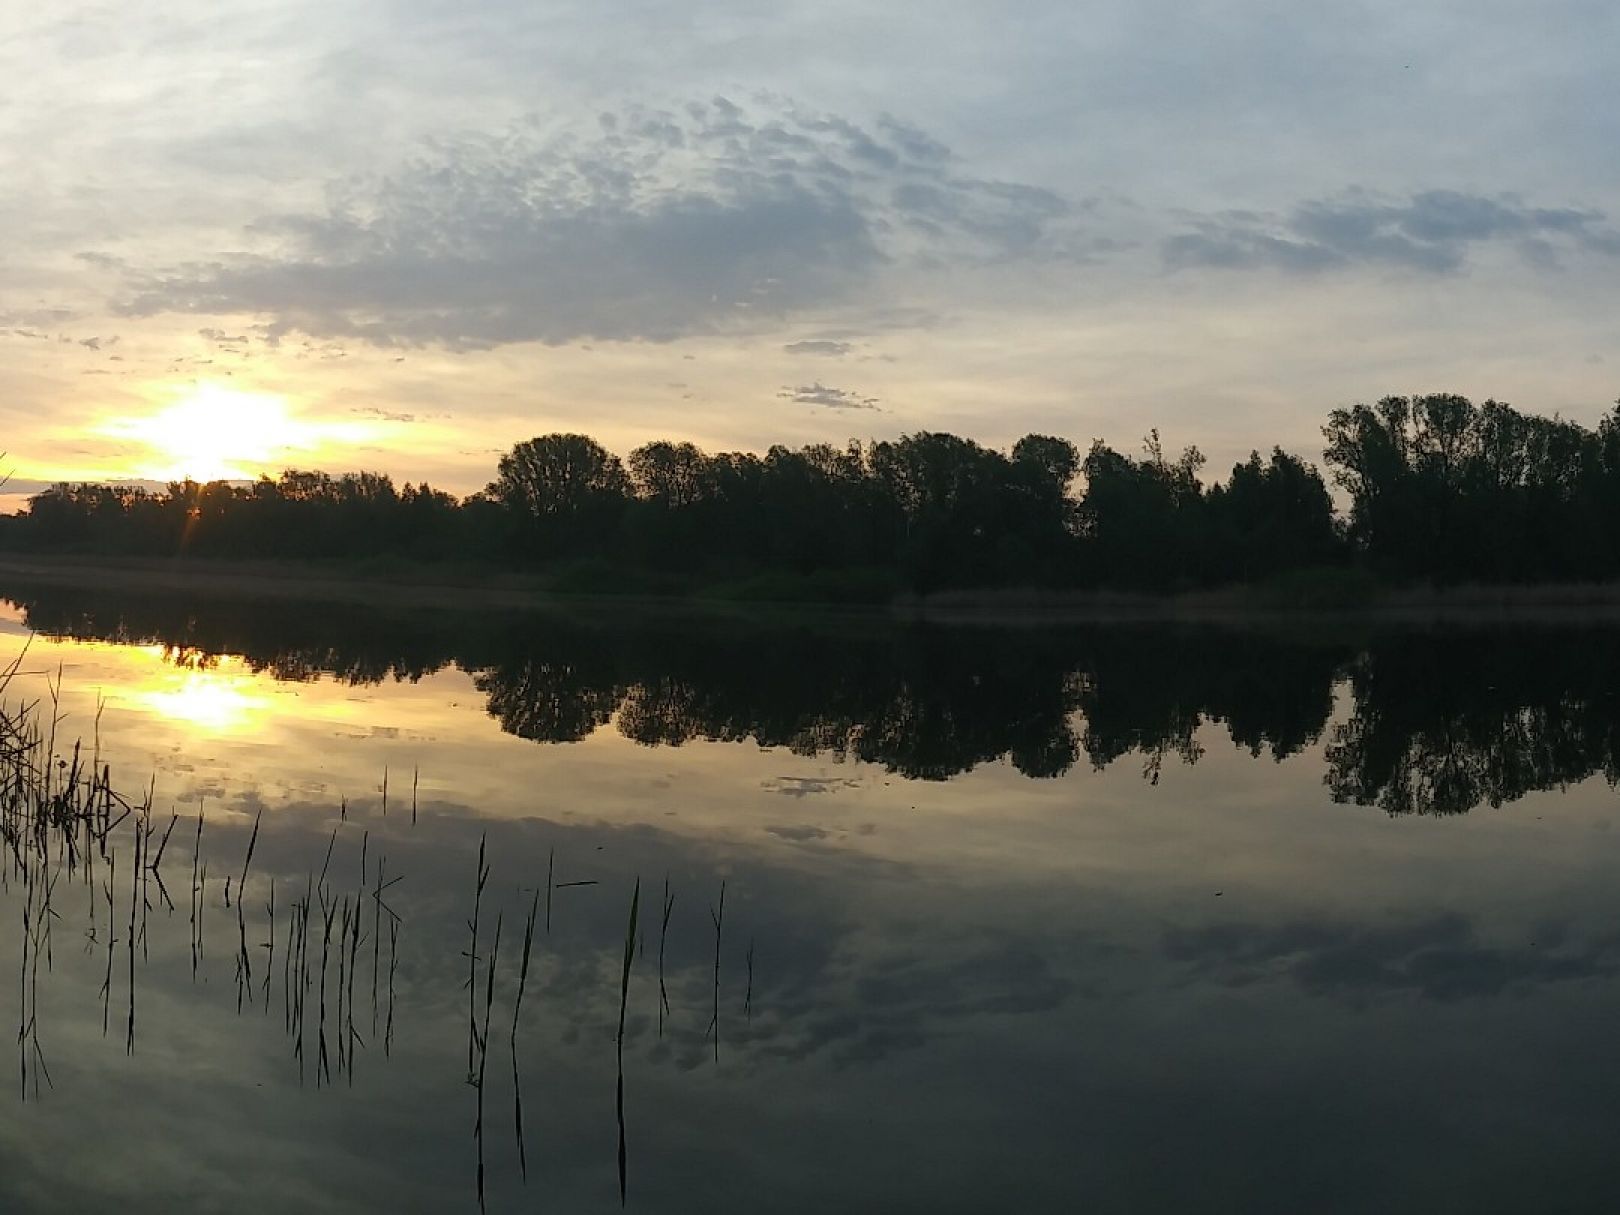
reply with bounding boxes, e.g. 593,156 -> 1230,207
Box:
2,579 -> 1618,1213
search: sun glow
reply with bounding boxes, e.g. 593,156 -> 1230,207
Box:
132,663 -> 275,734
103,383 -> 330,482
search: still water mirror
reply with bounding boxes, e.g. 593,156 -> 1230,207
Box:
2,579 -> 1618,1213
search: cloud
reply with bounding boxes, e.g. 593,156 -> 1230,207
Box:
783,339 -> 852,357
0,306 -> 77,337
350,405 -> 418,423
778,381 -> 879,410
116,98 -> 1081,350
1164,189 -> 1620,274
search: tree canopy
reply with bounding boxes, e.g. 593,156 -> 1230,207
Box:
7,394 -> 1620,594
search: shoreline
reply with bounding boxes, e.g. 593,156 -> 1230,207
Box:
0,553 -> 660,615
4,552 -> 1620,625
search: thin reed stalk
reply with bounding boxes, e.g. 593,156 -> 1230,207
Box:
617,878 -> 641,1207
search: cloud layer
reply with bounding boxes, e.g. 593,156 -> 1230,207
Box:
1165,189 -> 1620,274
2,0 -> 1618,489
120,100 -> 1078,349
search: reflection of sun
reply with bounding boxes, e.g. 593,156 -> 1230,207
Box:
103,382 -> 320,482
134,664 -> 272,734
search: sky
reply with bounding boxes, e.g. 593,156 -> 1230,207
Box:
1,0 -> 1617,499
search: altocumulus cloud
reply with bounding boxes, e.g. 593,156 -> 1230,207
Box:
1164,188 -> 1620,274
116,98 -> 1081,349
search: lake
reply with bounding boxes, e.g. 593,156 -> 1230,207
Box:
1,577 -> 1618,1212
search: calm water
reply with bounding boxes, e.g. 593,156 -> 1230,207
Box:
2,579 -> 1619,1212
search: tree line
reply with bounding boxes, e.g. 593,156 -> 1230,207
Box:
6,393 -> 1620,592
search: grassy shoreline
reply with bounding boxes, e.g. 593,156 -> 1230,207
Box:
4,551 -> 1620,623
0,553 -> 653,614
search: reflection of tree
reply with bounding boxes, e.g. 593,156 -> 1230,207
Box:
1074,631 -> 1344,774
19,580 -> 1620,812
474,657 -> 622,743
1324,630 -> 1620,815
164,645 -> 222,671
14,588 -> 454,685
5,580 -> 1346,783
621,627 -> 1098,779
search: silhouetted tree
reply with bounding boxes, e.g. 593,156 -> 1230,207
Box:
1206,448 -> 1342,579
486,434 -> 630,558
1323,394 -> 1611,582
9,394 -> 1619,593
1078,432 -> 1207,590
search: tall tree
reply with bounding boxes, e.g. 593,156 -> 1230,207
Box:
486,434 -> 630,557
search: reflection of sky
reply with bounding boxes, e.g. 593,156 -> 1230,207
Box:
129,657 -> 276,733
2,620 -> 1620,1211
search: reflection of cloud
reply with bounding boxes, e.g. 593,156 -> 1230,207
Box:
765,824 -> 829,842
1164,914 -> 1620,1001
117,99 -> 1080,349
747,941 -> 1074,1068
1165,189 -> 1620,275
761,775 -> 861,801
208,801 -> 1063,1077
857,945 -> 1072,1017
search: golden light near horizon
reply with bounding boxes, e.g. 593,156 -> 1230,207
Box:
131,659 -> 276,735
98,382 -> 361,483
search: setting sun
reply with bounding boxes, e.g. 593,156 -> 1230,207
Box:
101,383 -> 325,482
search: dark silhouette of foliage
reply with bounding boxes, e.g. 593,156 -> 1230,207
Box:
1323,628 -> 1620,815
1321,395 -> 1620,583
1206,448 -> 1341,581
21,579 -> 1620,815
485,434 -> 630,559
1077,432 -> 1209,590
6,394 -> 1620,591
